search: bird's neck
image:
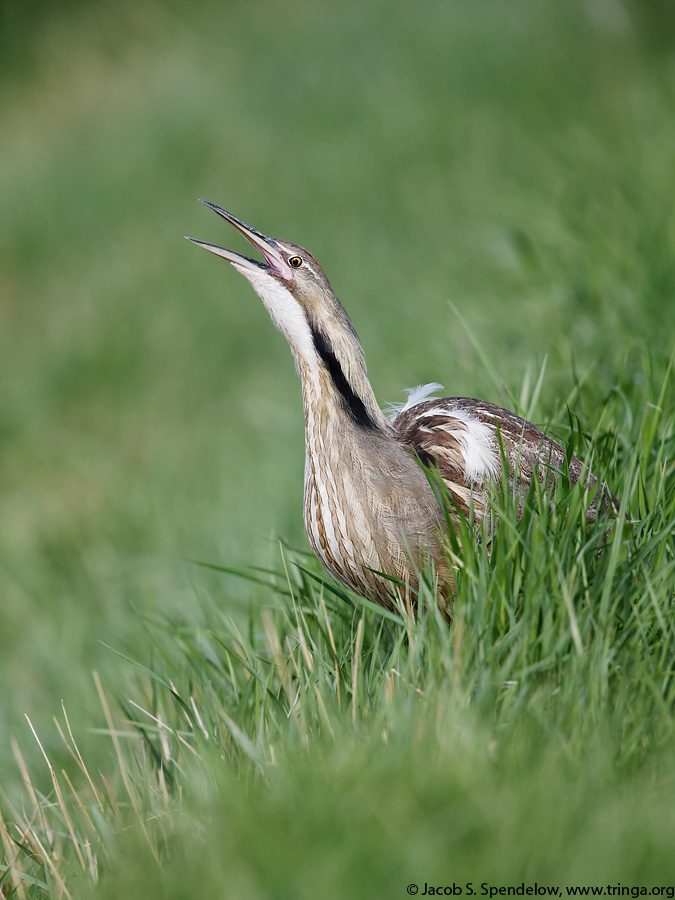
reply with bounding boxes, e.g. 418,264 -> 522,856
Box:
297,336 -> 390,439
244,268 -> 388,430
306,340 -> 388,433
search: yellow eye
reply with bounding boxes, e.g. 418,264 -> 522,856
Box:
289,256 -> 303,268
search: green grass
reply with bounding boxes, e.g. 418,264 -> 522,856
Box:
2,367 -> 674,896
1,0 -> 675,896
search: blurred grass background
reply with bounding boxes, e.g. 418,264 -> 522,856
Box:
0,0 -> 674,872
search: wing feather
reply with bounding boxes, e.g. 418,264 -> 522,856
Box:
392,397 -> 613,522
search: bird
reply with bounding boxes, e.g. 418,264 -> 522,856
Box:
187,201 -> 612,616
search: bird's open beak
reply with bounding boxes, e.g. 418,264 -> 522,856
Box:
186,200 -> 294,280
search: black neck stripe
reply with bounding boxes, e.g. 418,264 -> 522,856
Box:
310,326 -> 377,430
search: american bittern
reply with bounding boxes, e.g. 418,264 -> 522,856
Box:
188,201 -> 611,613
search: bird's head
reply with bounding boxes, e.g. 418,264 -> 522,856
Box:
187,201 -> 385,430
187,201 -> 350,359
188,199 -> 332,299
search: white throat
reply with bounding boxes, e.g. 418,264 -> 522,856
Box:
238,266 -> 318,378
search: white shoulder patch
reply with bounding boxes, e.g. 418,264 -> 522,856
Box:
418,405 -> 501,485
439,408 -> 500,484
460,417 -> 501,484
386,383 -> 444,418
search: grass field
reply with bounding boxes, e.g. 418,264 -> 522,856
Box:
1,0 -> 674,896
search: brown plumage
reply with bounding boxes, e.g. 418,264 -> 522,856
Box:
188,202 -> 613,615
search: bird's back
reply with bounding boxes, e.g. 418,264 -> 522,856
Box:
392,397 -> 614,523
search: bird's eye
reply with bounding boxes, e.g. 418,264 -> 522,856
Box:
289,256 -> 303,268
